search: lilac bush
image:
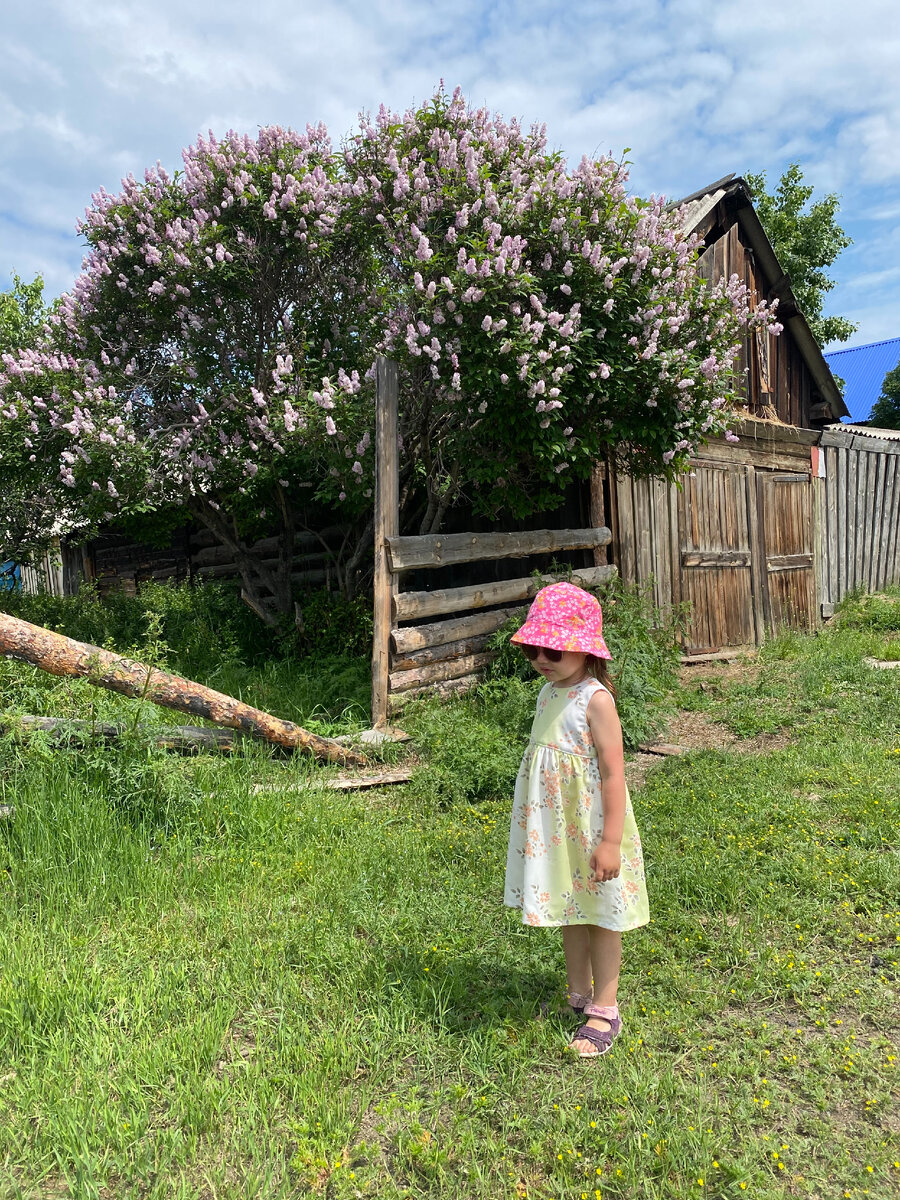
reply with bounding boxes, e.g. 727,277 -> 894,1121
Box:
0,88 -> 779,618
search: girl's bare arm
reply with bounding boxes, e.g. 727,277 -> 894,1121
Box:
586,688 -> 627,879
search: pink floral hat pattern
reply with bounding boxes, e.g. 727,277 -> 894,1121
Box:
510,581 -> 612,660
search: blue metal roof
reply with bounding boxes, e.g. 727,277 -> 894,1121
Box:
823,337 -> 900,423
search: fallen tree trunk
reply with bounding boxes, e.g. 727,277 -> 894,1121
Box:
1,715 -> 250,755
0,612 -> 366,766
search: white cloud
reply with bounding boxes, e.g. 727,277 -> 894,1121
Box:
1,0 -> 898,343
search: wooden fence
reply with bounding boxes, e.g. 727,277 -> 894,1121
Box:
20,544 -> 65,596
370,359 -> 616,726
818,425 -> 900,611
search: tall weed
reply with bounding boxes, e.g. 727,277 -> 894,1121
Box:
835,586 -> 900,633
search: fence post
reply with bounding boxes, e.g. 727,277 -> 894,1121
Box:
371,357 -> 399,728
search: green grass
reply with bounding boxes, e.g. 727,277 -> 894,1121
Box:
0,600 -> 898,1198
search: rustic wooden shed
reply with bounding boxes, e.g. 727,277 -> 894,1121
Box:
601,175 -> 850,654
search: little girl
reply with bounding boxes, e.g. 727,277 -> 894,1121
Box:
504,581 -> 649,1058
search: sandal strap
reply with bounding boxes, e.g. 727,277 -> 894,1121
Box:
584,1003 -> 619,1020
572,1014 -> 622,1055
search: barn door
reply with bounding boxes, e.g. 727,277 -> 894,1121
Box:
757,471 -> 816,631
677,463 -> 758,653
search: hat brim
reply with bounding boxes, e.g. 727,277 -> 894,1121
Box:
511,620 -> 612,660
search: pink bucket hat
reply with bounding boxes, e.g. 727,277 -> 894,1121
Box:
510,581 -> 611,660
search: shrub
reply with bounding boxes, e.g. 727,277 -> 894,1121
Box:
403,676 -> 537,806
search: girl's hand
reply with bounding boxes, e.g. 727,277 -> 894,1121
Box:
590,840 -> 621,882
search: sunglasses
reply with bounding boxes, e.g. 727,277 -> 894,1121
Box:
520,644 -> 563,662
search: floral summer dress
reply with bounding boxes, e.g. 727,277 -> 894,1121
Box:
504,676 -> 650,929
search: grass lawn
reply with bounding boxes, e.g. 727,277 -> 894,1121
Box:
0,607 -> 898,1198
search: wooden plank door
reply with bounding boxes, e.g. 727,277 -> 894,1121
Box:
677,463 -> 757,652
757,471 -> 816,631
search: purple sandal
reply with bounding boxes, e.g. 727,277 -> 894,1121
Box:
566,990 -> 592,1016
570,1004 -> 621,1058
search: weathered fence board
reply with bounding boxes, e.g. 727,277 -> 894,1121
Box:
386,527 -> 610,571
393,565 -> 617,622
819,427 -> 900,606
390,606 -> 521,655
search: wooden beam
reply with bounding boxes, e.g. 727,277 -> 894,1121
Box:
389,651 -> 495,693
766,554 -> 814,573
681,551 -> 751,568
0,611 -> 366,766
393,565 -> 618,622
391,633 -> 494,672
371,357 -> 400,729
385,526 -> 611,572
388,674 -> 480,710
390,606 -> 522,655
253,768 -> 415,793
589,465 -> 608,566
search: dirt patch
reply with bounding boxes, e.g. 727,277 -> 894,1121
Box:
625,706 -> 779,790
625,751 -> 665,792
664,708 -> 792,753
678,656 -> 762,688
665,709 -> 740,750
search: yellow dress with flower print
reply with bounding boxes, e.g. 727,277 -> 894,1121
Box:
504,676 -> 649,929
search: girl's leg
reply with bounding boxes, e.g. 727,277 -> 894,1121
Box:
561,925 -> 592,1001
588,926 -> 622,1006
571,926 -> 622,1055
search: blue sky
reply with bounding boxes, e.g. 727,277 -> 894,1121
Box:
2,0 -> 898,352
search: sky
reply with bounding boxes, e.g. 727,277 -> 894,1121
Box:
2,0 -> 898,353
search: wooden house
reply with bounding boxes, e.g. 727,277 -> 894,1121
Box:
602,175 -> 851,654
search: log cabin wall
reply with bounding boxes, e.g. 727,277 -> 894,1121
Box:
696,221 -> 817,427
818,426 -> 900,609
66,525 -> 347,600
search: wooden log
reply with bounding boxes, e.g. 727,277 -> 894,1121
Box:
389,674 -> 480,710
371,357 -> 400,728
393,565 -> 617,622
2,715 -> 250,755
197,562 -> 328,584
386,526 -> 611,572
389,651 -> 494,693
680,648 -> 749,664
0,611 -> 365,766
636,742 -> 686,756
391,633 -> 494,672
253,767 -> 415,794
390,606 -> 522,655
191,529 -> 344,568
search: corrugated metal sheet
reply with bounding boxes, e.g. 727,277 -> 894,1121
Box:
824,422 -> 900,442
678,187 -> 728,236
823,337 -> 900,423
